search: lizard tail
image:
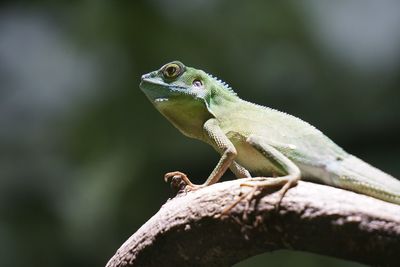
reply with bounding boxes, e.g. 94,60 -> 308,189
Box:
332,155 -> 400,205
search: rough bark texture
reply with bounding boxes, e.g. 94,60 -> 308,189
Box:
106,179 -> 400,267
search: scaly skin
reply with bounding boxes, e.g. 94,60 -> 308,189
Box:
140,61 -> 400,206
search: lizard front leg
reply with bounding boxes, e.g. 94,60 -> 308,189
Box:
165,118 -> 238,190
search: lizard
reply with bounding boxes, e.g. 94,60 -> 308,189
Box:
139,60 -> 400,210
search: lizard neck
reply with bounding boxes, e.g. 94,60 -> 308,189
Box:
207,91 -> 242,118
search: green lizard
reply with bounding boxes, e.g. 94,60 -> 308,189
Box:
139,61 -> 400,207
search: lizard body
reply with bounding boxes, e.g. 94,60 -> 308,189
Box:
140,61 -> 400,205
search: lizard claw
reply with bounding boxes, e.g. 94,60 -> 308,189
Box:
164,171 -> 186,183
164,171 -> 202,193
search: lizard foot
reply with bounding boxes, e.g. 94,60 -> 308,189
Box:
221,177 -> 298,217
164,171 -> 205,192
220,184 -> 260,220
164,171 -> 193,186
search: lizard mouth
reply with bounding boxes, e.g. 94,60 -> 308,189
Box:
140,78 -> 170,102
140,77 -> 192,103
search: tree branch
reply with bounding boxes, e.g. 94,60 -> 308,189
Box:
106,179 -> 400,267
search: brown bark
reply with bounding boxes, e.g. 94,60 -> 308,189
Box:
106,179 -> 400,267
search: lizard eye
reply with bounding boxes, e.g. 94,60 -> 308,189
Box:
162,63 -> 181,79
192,79 -> 203,87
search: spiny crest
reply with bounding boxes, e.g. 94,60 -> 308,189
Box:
207,73 -> 236,95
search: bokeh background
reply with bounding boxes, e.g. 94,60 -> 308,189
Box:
1,1 -> 399,266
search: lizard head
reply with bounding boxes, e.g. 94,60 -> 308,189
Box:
141,61 -> 207,103
140,61 -> 237,138
140,61 -> 236,106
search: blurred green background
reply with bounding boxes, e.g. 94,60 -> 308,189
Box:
1,1 -> 399,266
